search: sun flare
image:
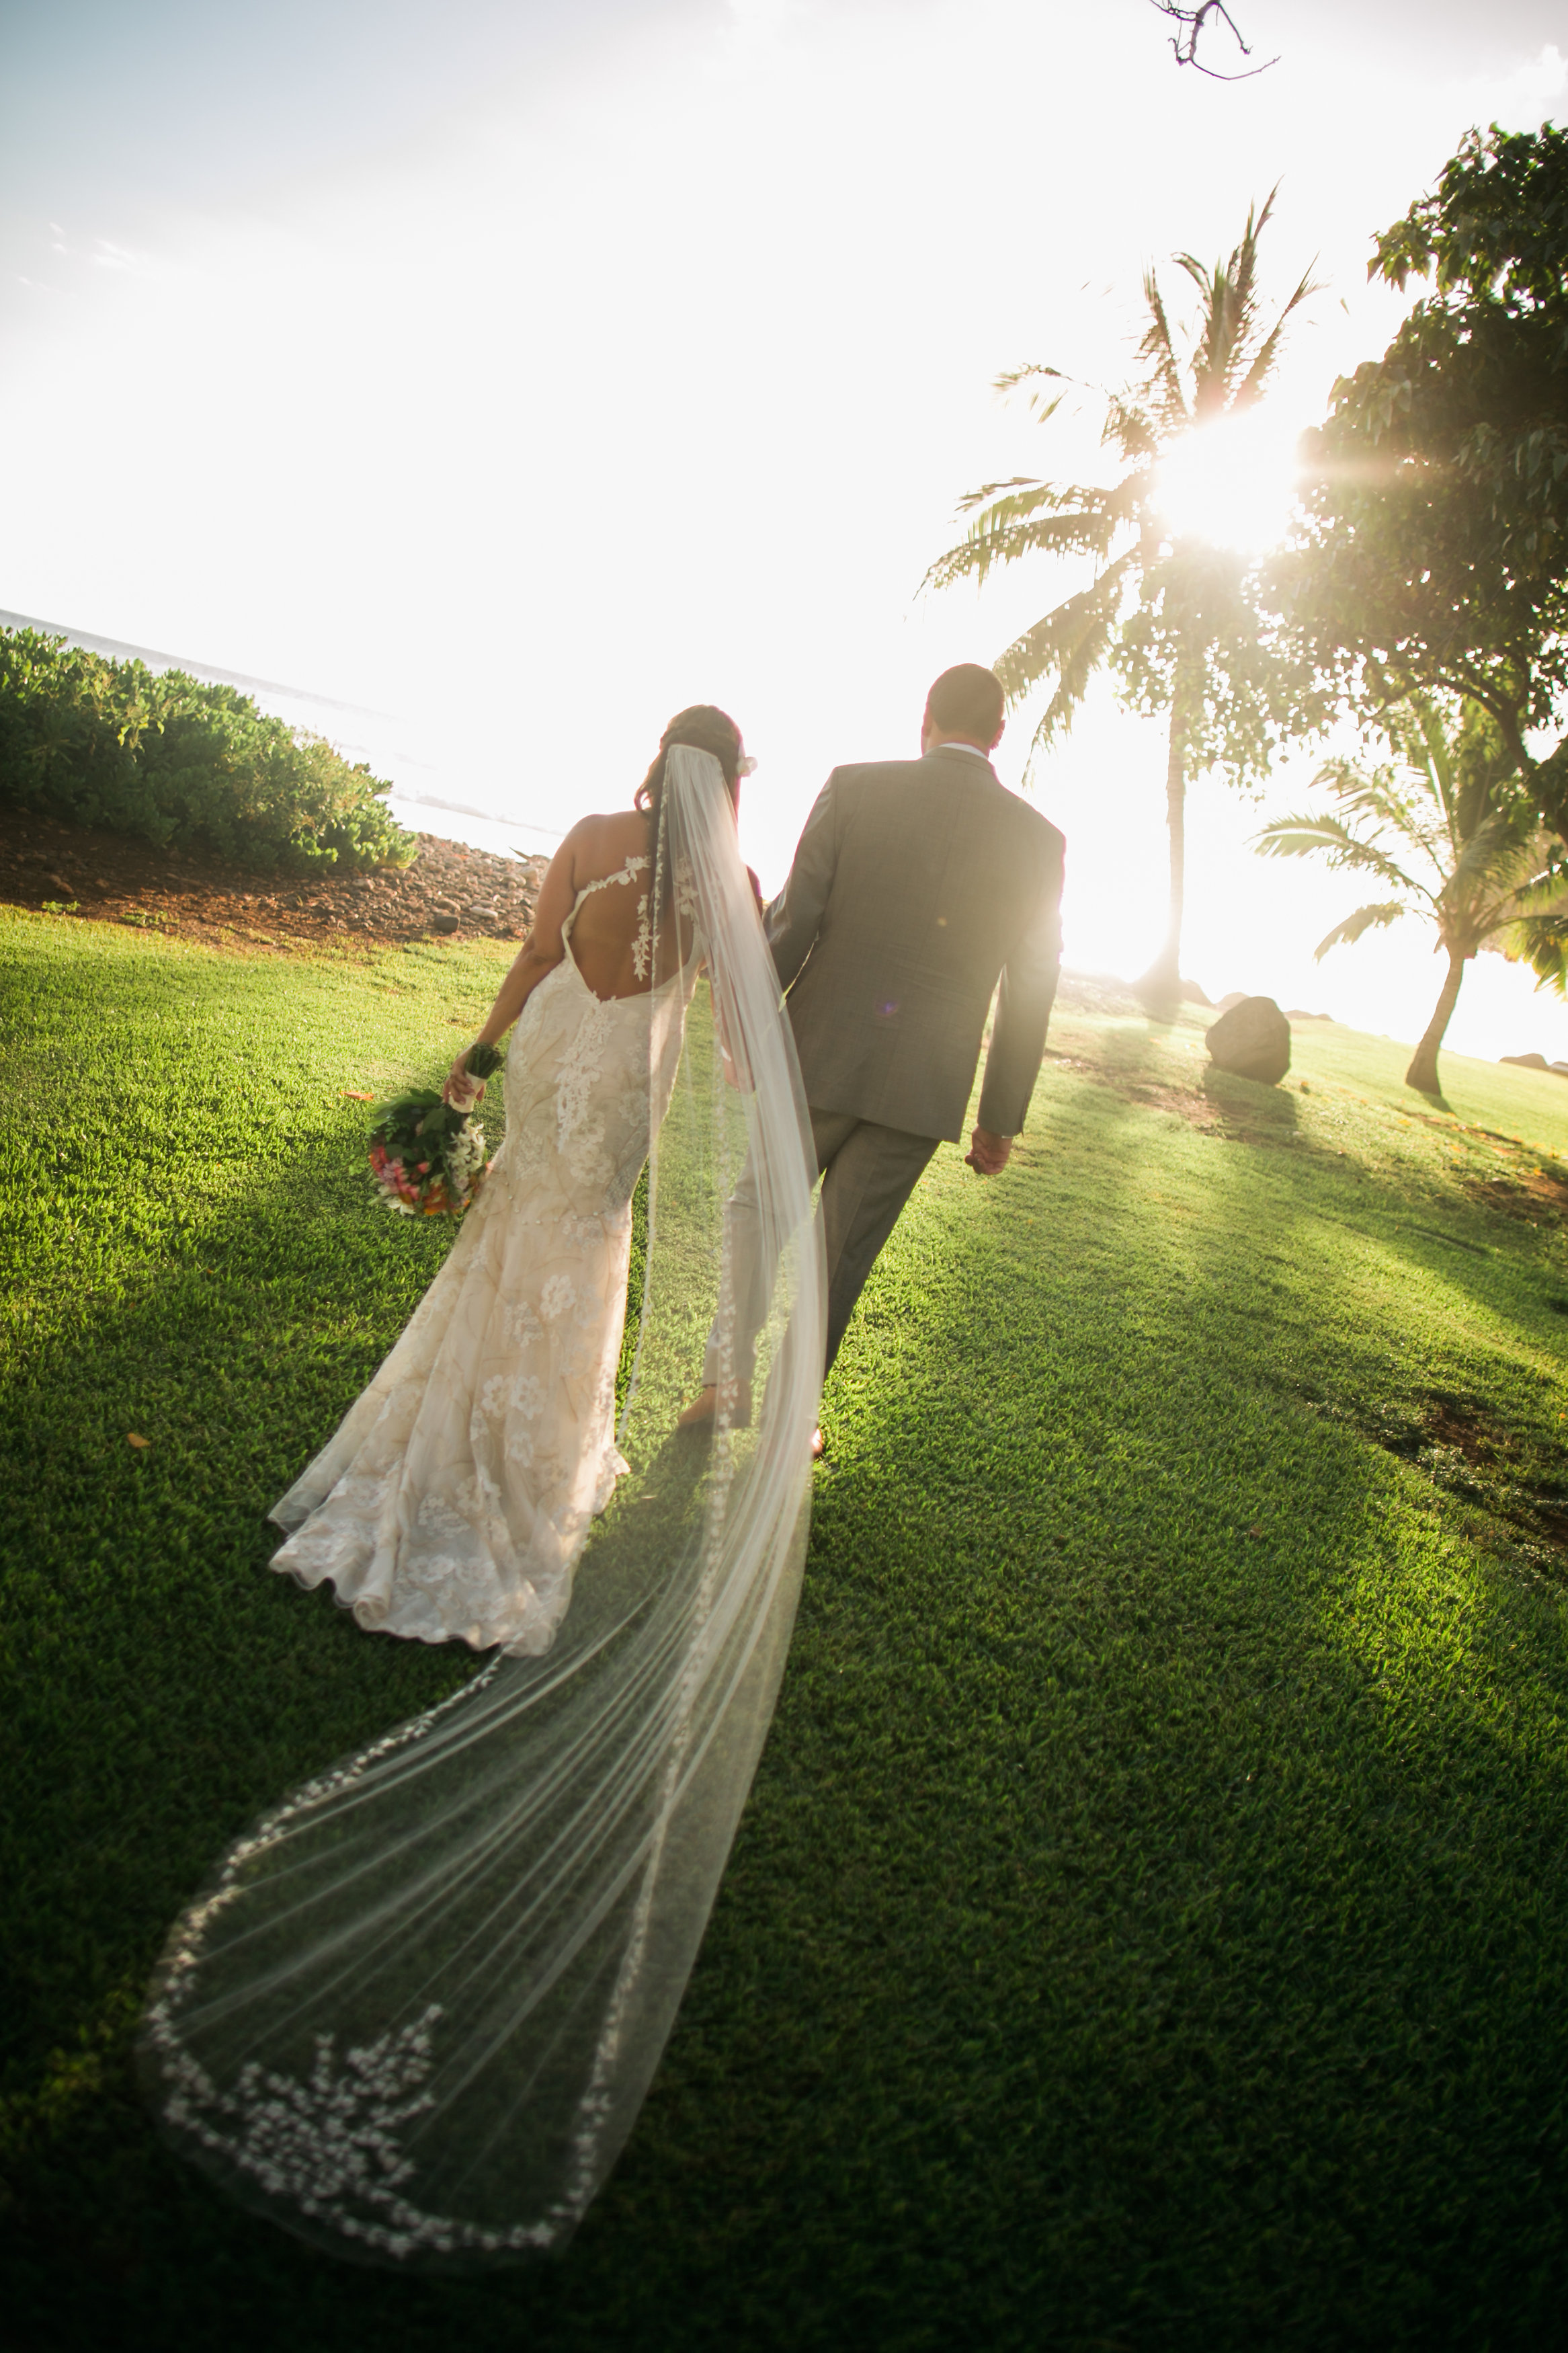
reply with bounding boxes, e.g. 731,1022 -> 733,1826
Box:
1153,409 -> 1303,556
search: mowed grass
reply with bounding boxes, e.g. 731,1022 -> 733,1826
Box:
5,903 -> 1568,2352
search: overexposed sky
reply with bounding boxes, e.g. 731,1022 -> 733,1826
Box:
3,0 -> 1567,1058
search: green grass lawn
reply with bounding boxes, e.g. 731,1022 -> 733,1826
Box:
5,904 -> 1568,2352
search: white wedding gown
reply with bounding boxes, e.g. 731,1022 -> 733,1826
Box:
269,850 -> 687,1657
143,749 -> 829,2267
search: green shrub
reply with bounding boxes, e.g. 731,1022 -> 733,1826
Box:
0,627 -> 417,874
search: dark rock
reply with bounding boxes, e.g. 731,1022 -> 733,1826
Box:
1215,990 -> 1249,1013
430,914 -> 461,935
1502,1051 -> 1551,1070
1206,995 -> 1291,1084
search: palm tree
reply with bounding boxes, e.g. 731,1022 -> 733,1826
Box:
1253,696 -> 1558,1096
926,192 -> 1315,1006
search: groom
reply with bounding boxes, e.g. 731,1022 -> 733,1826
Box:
683,662 -> 1065,1437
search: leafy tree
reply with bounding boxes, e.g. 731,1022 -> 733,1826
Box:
1254,696 -> 1557,1095
927,194 -> 1317,1003
1276,124 -> 1568,943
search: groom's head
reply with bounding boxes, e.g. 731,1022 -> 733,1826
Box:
921,664 -> 1005,756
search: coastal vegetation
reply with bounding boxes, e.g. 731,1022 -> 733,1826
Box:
0,627 -> 415,876
7,904 -> 1568,2347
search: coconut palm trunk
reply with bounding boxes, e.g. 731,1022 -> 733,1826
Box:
1137,655 -> 1196,1007
1405,947 -> 1467,1096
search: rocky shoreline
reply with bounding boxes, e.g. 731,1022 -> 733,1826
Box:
0,805 -> 549,951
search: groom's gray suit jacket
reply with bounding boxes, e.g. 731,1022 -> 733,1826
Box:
765,746 -> 1065,1144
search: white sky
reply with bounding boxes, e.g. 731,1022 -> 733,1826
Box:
3,0 -> 1568,1060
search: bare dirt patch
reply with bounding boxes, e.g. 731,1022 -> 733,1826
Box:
1462,1168 -> 1568,1225
1339,1390 -> 1568,1575
0,807 -> 549,955
1077,1062 -> 1308,1147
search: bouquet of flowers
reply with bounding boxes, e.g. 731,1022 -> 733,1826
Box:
368,1041 -> 504,1218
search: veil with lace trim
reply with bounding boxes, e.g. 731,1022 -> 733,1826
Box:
137,747 -> 825,2267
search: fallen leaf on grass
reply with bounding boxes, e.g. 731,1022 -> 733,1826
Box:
342,1090 -> 375,1101
1247,1524 -> 1265,1539
127,1433 -> 151,1449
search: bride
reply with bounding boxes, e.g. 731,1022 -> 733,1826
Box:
140,708 -> 825,2268
267,703 -> 758,1658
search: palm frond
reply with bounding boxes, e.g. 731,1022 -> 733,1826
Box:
1174,248 -> 1250,413
1253,810 -> 1428,899
1311,752 -> 1446,867
923,482 -> 1130,594
994,553 -> 1137,746
993,362 -> 1077,423
1313,900 -> 1410,960
1232,255 -> 1322,407
1506,910 -> 1568,996
951,477 -> 1059,520
1102,393 -> 1161,465
1137,270 -> 1190,428
1445,809 -> 1542,900
1401,691 -> 1464,852
1511,866 -> 1568,914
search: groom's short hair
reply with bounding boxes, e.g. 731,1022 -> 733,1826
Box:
925,664 -> 1005,742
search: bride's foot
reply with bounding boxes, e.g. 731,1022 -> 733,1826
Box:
677,1388 -> 821,1456
676,1382 -> 753,1431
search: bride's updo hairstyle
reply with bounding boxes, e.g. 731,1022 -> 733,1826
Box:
636,705 -> 743,841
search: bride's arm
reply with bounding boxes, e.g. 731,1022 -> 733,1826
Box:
442,832 -> 579,1101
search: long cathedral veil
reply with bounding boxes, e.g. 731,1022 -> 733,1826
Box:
137,747 -> 825,2267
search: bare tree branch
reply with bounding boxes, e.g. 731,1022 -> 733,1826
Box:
1150,1 -> 1279,81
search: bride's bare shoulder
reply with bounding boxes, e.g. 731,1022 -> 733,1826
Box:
565,809 -> 649,883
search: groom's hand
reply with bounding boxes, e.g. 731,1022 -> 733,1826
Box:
965,1125 -> 1012,1175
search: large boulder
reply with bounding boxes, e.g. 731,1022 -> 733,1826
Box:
1206,995 -> 1291,1085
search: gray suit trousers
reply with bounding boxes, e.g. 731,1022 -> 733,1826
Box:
702,1107 -> 938,1388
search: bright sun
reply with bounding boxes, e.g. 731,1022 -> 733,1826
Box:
1153,409 -> 1303,556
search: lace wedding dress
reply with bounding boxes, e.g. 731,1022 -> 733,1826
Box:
141,750 -> 826,2268
268,850 -> 686,1658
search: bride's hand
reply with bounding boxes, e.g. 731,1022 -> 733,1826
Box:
443,1053 -> 484,1111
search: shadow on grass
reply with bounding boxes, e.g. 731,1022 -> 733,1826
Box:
780,1057 -> 1568,2345
8,993 -> 1568,2353
1200,1066 -> 1298,1131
